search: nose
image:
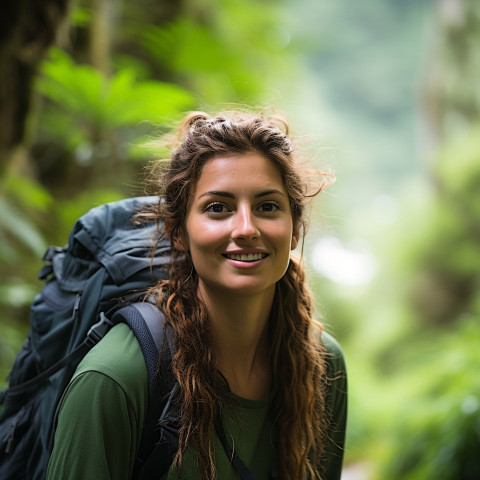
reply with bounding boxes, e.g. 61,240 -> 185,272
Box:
232,205 -> 259,240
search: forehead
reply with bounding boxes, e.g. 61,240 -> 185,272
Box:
193,152 -> 286,194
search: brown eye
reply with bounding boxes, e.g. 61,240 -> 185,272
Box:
259,202 -> 280,212
206,202 -> 228,214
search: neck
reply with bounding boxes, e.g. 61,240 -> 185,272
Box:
198,284 -> 275,400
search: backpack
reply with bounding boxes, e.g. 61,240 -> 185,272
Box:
0,197 -> 178,480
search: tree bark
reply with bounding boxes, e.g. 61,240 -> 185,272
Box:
0,0 -> 72,178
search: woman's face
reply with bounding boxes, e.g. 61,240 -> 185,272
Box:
182,152 -> 298,300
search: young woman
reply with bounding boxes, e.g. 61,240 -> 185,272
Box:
47,111 -> 347,480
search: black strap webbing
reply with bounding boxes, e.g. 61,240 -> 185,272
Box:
0,313 -> 113,400
215,417 -> 257,480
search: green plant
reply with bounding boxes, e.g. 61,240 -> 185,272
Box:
36,48 -> 194,158
372,318 -> 480,480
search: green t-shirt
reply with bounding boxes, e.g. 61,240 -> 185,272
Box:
47,323 -> 347,479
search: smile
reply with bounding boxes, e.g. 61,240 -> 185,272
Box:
224,252 -> 268,262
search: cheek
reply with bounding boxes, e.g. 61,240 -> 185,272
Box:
268,222 -> 295,252
185,218 -> 227,252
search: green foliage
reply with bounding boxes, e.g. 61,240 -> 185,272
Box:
436,125 -> 480,209
372,319 -> 480,480
3,174 -> 52,213
0,196 -> 46,261
336,120 -> 480,475
0,174 -> 51,261
140,0 -> 294,105
406,125 -> 480,325
0,283 -> 40,310
0,174 -> 51,313
37,48 -> 194,153
70,4 -> 91,28
434,0 -> 480,136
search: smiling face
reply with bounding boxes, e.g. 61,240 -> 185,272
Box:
182,152 -> 298,300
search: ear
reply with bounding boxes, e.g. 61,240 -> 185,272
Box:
291,224 -> 300,250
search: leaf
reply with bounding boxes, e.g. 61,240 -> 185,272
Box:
0,283 -> 39,307
104,72 -> 194,126
36,48 -> 194,134
0,197 -> 47,259
37,49 -> 105,123
3,174 -> 53,212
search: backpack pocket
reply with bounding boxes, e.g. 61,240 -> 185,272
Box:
0,399 -> 39,480
30,284 -> 80,371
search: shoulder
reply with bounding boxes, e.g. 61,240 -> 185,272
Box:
321,330 -> 346,373
319,330 -> 347,422
74,323 -> 148,397
320,329 -> 347,389
311,323 -> 347,375
48,324 -> 148,479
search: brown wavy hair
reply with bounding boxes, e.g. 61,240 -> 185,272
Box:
140,110 -> 332,479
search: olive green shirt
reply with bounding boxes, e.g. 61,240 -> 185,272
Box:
47,323 -> 347,479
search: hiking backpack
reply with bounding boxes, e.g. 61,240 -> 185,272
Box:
0,196 -> 178,480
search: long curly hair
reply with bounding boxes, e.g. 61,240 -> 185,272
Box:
140,110 -> 332,479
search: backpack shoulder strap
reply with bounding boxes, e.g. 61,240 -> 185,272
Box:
110,302 -> 179,479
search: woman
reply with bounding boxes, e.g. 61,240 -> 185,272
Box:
47,111 -> 347,480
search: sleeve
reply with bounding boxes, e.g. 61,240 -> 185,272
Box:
321,332 -> 348,480
46,370 -> 142,480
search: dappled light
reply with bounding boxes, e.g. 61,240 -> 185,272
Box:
311,237 -> 377,287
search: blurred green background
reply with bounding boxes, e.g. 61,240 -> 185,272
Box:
1,0 -> 479,478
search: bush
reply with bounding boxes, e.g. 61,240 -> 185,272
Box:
372,318 -> 480,480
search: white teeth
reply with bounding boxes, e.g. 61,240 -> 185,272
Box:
226,253 -> 266,261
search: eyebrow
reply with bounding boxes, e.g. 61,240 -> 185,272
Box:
198,189 -> 286,199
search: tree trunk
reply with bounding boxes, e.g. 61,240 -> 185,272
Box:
422,0 -> 480,153
0,0 -> 72,178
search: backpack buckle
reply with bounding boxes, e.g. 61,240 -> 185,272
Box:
84,313 -> 114,348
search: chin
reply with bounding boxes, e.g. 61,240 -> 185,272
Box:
218,280 -> 277,297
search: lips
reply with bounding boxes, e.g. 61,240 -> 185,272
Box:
224,252 -> 268,262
